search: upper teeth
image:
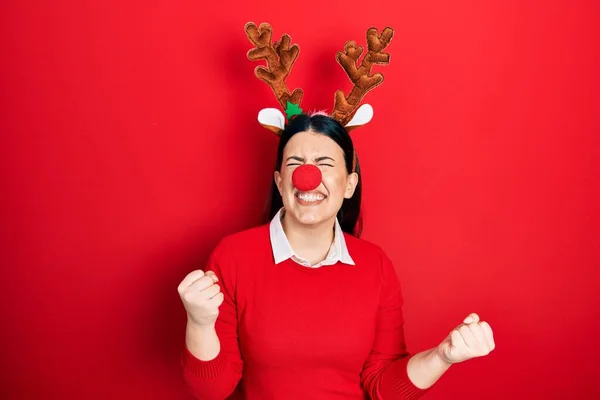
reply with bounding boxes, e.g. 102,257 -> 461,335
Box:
298,193 -> 325,202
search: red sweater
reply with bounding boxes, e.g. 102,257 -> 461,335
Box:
181,224 -> 433,399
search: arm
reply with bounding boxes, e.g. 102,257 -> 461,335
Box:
181,240 -> 243,400
360,251 -> 447,399
185,322 -> 220,363
405,347 -> 451,389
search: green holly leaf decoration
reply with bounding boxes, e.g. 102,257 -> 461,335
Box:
285,101 -> 303,120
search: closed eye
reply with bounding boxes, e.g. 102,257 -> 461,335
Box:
315,157 -> 335,165
286,157 -> 303,167
286,163 -> 334,167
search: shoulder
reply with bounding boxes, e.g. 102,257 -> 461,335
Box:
343,233 -> 389,260
343,233 -> 398,278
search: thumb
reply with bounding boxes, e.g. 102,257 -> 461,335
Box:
204,270 -> 219,283
463,312 -> 479,324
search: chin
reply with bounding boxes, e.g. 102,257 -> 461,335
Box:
289,205 -> 336,226
297,212 -> 322,225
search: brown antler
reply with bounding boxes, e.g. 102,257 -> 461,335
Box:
331,27 -> 394,126
245,22 -> 303,111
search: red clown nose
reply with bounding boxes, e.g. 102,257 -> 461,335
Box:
292,164 -> 322,191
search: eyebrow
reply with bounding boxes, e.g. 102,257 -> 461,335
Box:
315,156 -> 335,162
286,156 -> 336,163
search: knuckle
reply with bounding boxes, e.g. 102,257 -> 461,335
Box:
189,270 -> 204,281
197,276 -> 208,284
204,275 -> 215,285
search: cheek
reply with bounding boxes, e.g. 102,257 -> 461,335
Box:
280,170 -> 295,191
323,173 -> 347,197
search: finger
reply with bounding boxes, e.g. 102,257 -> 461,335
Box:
458,325 -> 479,349
480,321 -> 496,350
188,275 -> 218,292
178,270 -> 206,292
207,292 -> 225,307
198,283 -> 221,300
463,312 -> 480,324
467,323 -> 488,350
204,270 -> 219,283
449,329 -> 466,357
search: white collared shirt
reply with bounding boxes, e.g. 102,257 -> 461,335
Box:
269,207 -> 355,268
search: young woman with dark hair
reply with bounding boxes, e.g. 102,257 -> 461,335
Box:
177,23 -> 495,400
177,113 -> 495,400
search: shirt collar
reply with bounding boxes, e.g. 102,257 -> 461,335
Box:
269,207 -> 355,266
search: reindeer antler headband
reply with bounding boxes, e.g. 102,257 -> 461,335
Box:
245,22 -> 394,172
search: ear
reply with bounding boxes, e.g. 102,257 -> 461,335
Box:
344,104 -> 373,132
258,108 -> 285,135
344,171 -> 359,199
274,170 -> 283,195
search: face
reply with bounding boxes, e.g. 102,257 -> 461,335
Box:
274,130 -> 359,227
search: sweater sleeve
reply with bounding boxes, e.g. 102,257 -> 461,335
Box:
181,238 -> 244,400
360,250 -> 433,400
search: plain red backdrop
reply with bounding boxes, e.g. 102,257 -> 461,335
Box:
1,0 -> 599,399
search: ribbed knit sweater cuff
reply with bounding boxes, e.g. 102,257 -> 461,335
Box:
379,355 -> 431,399
181,344 -> 228,379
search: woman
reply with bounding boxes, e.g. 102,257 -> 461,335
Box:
177,112 -> 496,399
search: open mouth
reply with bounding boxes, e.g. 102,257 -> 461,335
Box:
295,191 -> 326,204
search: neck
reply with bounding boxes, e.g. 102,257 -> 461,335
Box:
281,210 -> 335,262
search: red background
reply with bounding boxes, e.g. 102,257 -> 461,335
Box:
1,0 -> 599,399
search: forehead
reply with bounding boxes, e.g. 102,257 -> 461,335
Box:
283,131 -> 344,157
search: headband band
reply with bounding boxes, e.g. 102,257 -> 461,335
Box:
245,22 -> 394,173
